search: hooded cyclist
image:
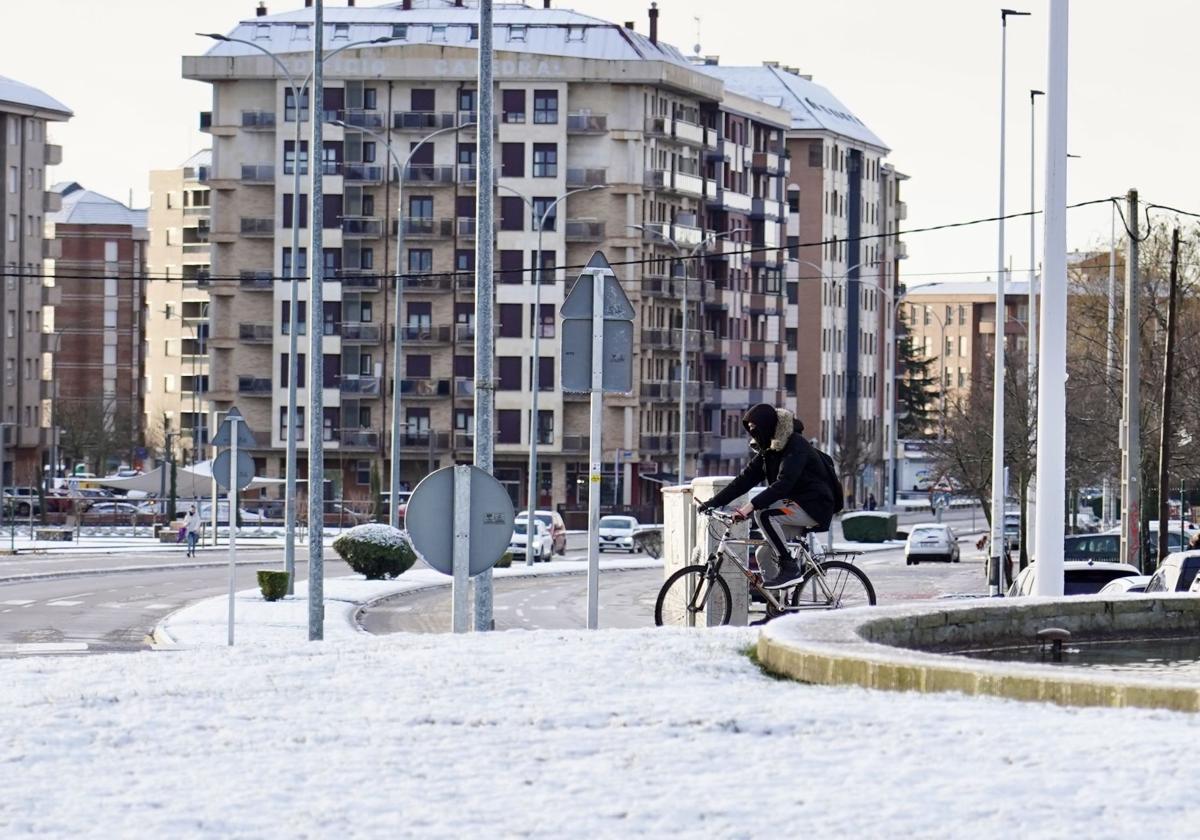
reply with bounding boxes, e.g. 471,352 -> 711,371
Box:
696,402 -> 836,589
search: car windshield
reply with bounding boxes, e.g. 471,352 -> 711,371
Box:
600,517 -> 634,528
912,528 -> 943,538
513,523 -> 529,536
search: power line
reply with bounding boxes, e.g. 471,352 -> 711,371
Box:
1,195 -> 1125,286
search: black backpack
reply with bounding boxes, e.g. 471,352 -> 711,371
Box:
814,447 -> 845,514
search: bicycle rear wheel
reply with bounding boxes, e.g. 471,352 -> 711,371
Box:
788,560 -> 876,609
654,563 -> 732,627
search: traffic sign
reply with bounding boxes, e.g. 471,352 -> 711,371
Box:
560,251 -> 635,320
213,448 -> 255,492
561,319 -> 633,392
405,465 -> 515,578
213,407 -> 257,449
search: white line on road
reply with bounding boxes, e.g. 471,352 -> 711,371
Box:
46,600 -> 83,607
99,602 -> 126,609
1,599 -> 35,606
145,604 -> 175,611
0,642 -> 89,654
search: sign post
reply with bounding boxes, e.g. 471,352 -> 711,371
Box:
452,465 -> 472,633
560,252 -> 634,629
213,407 -> 257,646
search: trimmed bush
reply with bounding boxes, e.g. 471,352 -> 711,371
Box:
331,523 -> 417,580
494,551 -> 513,569
257,570 -> 290,601
841,511 -> 898,543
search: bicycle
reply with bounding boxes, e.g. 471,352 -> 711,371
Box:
654,508 -> 877,626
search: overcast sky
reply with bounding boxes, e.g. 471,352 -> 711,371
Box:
3,0 -> 1195,283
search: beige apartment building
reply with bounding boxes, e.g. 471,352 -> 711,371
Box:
146,150 -> 213,464
183,0 -> 807,518
0,76 -> 71,487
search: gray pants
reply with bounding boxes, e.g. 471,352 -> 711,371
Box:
753,500 -> 818,578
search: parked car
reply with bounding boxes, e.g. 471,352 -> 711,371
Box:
598,515 -> 639,553
1148,551 -> 1200,593
904,524 -> 960,565
1008,560 -> 1141,597
1003,512 -> 1022,551
197,501 -> 266,525
509,520 -> 552,562
515,510 -> 567,555
379,491 -> 413,525
2,487 -> 41,517
1068,510 -> 1101,533
1098,575 -> 1152,595
1063,534 -> 1121,563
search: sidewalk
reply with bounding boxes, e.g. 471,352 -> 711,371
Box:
157,556 -> 664,646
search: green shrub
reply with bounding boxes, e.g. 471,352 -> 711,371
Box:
257,570 -> 290,601
841,512 -> 898,543
331,523 -> 417,580
494,551 -> 513,569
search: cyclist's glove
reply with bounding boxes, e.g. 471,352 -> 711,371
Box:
695,500 -> 713,514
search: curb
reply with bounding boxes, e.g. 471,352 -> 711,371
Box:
0,554 -> 296,587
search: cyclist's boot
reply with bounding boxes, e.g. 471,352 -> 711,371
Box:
763,560 -> 803,589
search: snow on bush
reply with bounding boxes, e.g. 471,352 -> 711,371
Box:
332,523 -> 417,580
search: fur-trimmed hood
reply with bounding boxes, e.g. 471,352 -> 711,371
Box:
749,408 -> 803,453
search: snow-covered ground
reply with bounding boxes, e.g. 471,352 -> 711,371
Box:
2,623 -> 1199,837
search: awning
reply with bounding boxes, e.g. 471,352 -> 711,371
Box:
92,461 -> 285,497
639,472 -> 688,485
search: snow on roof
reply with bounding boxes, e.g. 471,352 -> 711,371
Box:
0,74 -> 72,119
199,1 -> 693,67
903,279 -> 1032,298
47,185 -> 146,228
700,64 -> 887,151
181,149 -> 212,169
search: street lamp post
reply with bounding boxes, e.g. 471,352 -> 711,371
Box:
197,30 -> 397,597
330,119 -> 475,529
500,184 -> 608,567
632,224 -> 749,488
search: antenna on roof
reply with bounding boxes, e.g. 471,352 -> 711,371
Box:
692,16 -> 701,55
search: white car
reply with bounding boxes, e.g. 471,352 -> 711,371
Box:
598,515 -> 639,553
1008,560 -> 1141,597
1098,575 -> 1152,595
509,520 -> 552,562
904,524 -> 960,565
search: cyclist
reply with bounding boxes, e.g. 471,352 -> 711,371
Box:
696,403 -> 835,589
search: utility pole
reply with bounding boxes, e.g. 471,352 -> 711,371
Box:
307,0 -> 326,640
1157,228 -> 1180,565
473,0 -> 495,630
1103,201 -> 1117,526
1120,189 -> 1141,572
1026,88 -> 1043,563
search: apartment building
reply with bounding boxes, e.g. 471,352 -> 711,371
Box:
184,0 -> 800,517
146,150 -> 213,463
702,61 -> 907,503
45,183 -> 148,468
0,76 -> 71,487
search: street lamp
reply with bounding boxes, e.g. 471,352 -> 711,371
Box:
499,183 -> 608,567
329,118 -> 476,528
197,29 -> 398,593
631,223 -> 749,489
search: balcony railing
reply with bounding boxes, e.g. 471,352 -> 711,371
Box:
402,164 -> 455,184
238,323 -> 274,343
239,271 -> 274,290
340,163 -> 384,183
240,217 -> 274,237
640,432 -> 702,453
565,219 -> 605,241
454,323 -> 475,342
567,113 -> 607,133
338,429 -> 380,448
338,273 -> 380,290
341,323 -> 381,342
566,167 -> 607,188
561,435 -> 588,452
237,376 -> 273,395
457,217 -> 477,238
339,109 -> 383,129
400,378 -> 451,397
401,431 -> 451,450
393,111 -> 457,131
640,328 -> 701,351
240,164 -> 275,182
453,431 -> 474,449
640,380 -> 701,400
401,324 -> 452,343
454,377 -> 474,397
242,110 -> 276,129
400,217 -> 454,237
341,216 -> 383,237
338,375 -> 380,395
403,275 -> 453,292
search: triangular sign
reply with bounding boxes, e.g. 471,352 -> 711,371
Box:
212,406 -> 257,448
561,251 -> 634,321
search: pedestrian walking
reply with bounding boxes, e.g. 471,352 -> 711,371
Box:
183,505 -> 202,558
867,493 -> 877,511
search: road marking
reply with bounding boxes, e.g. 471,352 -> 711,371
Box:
0,642 -> 89,655
46,600 -> 83,607
99,602 -> 126,609
1,599 -> 35,606
145,604 -> 175,611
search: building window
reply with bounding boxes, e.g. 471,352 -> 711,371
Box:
407,249 -> 432,273
282,247 -> 308,276
498,303 -> 522,337
502,89 -> 526,123
945,336 -> 953,357
333,23 -> 349,40
280,406 -> 305,442
531,303 -> 555,338
533,90 -> 558,124
530,250 -> 555,280
499,250 -> 523,284
808,142 -> 822,168
282,193 -> 309,229
283,140 -> 309,175
531,356 -> 554,391
507,25 -> 527,42
959,335 -> 968,356
497,356 -> 522,390
456,249 -> 474,273
431,24 -> 447,41
531,197 -> 556,231
392,24 -> 407,39
532,143 -> 557,177
285,88 -> 310,122
500,142 -> 524,178
497,409 -> 521,443
499,196 -> 524,231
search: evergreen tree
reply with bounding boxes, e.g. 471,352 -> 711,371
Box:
896,333 -> 941,439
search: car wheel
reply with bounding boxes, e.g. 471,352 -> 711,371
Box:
913,559 -> 920,565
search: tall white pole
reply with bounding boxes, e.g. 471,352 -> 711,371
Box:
525,218 -> 545,567
389,128 -> 406,529
227,416 -> 239,646
1103,202 -> 1116,525
1026,89 -> 1042,563
586,265 -> 604,629
306,0 -> 326,640
1033,0 -> 1069,597
1119,189 -> 1141,570
473,0 -> 495,630
285,80 -> 302,596
678,258 -> 688,486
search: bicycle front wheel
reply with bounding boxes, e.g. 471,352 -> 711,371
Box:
654,563 -> 732,627
789,560 -> 876,609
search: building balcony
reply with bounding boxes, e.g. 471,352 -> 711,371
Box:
641,276 -> 700,299
672,118 -> 704,146
714,189 -> 753,214
566,167 -> 607,188
644,116 -> 668,136
400,431 -> 451,451
403,275 -> 453,293
184,164 -> 210,182
457,216 -> 479,238
401,325 -> 452,344
743,341 -> 775,363
454,323 -> 475,343
240,164 -> 274,183
341,323 -> 381,343
400,378 -> 451,398
639,432 -> 701,454
565,219 -> 605,241
239,271 -> 274,291
402,164 -> 455,185
237,376 -> 273,395
567,113 -> 607,133
751,197 -> 783,220
400,217 -> 454,238
561,434 -> 588,453
642,222 -> 703,248
238,323 -> 274,343
339,109 -> 384,130
453,431 -> 474,450
342,216 -> 383,238
338,272 -> 380,290
341,163 -> 384,183
339,375 -> 380,396
640,328 -> 701,352
454,377 -> 474,397
44,143 -> 63,166
751,151 -> 785,175
640,380 -> 700,400
43,191 -> 62,213
183,205 -> 210,218
338,428 -> 380,449
241,110 -> 276,130
393,111 -> 457,131
240,217 -> 274,237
